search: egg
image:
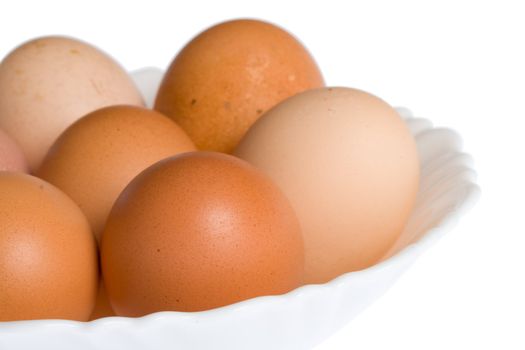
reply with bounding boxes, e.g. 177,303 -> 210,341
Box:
101,152 -> 304,315
37,105 -> 195,241
0,127 -> 27,172
235,87 -> 420,284
0,172 -> 98,321
154,19 -> 324,153
0,36 -> 144,171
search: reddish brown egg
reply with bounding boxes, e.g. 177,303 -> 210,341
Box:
155,19 -> 324,153
0,173 -> 98,321
101,152 -> 304,315
37,105 -> 195,241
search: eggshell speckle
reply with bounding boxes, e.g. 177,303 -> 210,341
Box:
101,152 -> 304,315
235,87 -> 420,284
155,19 -> 324,153
0,36 -> 144,171
0,172 -> 98,321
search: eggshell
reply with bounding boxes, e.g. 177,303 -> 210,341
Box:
0,172 -> 98,321
0,36 -> 144,171
0,127 -> 27,172
155,19 -> 324,153
37,105 -> 195,240
101,152 -> 304,315
235,87 -> 420,284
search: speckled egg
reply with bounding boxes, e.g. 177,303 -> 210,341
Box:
155,19 -> 324,153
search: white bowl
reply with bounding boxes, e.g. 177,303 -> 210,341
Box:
0,68 -> 480,350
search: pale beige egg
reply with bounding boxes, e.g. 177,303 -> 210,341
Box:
0,36 -> 144,171
235,87 -> 420,284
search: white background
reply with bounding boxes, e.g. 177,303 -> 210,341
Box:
2,1 -> 523,349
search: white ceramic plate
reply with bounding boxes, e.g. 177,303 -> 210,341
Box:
0,68 -> 480,350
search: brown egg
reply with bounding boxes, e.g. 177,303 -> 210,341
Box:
155,19 -> 324,153
0,127 -> 27,172
101,152 -> 304,315
0,36 -> 144,171
0,172 -> 98,321
37,105 -> 195,241
235,87 -> 420,284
